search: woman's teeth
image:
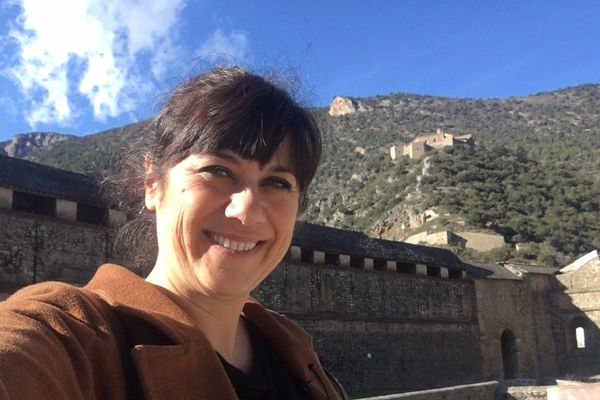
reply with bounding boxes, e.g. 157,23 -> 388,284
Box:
211,234 -> 258,251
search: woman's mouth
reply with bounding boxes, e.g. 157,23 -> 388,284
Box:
209,233 -> 259,252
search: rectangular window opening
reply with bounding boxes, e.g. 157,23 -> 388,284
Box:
448,269 -> 462,280
77,204 -> 108,226
373,259 -> 387,271
325,253 -> 340,266
350,257 -> 364,269
12,191 -> 56,217
397,262 -> 416,275
301,248 -> 314,263
427,265 -> 441,277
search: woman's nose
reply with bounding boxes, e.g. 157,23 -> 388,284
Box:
224,187 -> 267,225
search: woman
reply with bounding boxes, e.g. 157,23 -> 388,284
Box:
0,67 -> 344,399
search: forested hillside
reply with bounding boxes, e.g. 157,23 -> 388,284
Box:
10,84 -> 600,266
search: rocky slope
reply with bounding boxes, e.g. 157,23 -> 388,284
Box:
0,132 -> 74,158
3,84 -> 600,265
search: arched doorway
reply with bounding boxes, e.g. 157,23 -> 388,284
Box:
501,329 -> 518,379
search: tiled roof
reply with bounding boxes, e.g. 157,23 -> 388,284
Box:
292,221 -> 465,269
0,155 -> 105,208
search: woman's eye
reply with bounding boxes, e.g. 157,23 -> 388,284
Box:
264,177 -> 293,191
198,165 -> 231,179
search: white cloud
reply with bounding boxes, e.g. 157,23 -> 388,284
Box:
6,0 -> 186,127
198,29 -> 250,64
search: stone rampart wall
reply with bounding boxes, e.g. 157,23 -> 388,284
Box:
475,274 -> 560,384
253,260 -> 483,392
1,209 -> 484,393
0,210 -> 123,295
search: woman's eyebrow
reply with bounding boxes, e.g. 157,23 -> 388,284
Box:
212,151 -> 239,163
268,165 -> 294,174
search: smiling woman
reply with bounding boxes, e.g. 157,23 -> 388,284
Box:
0,66 -> 345,400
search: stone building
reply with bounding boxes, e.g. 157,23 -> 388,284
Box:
405,229 -> 506,252
552,250 -> 600,377
0,156 -> 599,395
390,129 -> 474,160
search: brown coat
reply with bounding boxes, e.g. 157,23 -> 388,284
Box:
0,264 -> 340,400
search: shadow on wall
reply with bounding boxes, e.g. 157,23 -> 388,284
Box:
550,278 -> 600,379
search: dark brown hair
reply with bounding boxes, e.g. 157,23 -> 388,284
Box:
108,66 -> 321,270
147,66 -> 321,210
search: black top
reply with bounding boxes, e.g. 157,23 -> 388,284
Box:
219,320 -> 310,400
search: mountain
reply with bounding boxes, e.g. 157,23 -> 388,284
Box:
0,132 -> 75,158
304,85 -> 600,265
22,121 -> 148,176
5,84 -> 600,266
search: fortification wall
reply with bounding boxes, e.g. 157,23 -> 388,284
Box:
551,259 -> 600,377
253,260 -> 483,392
0,209 -> 125,296
1,208 -> 483,392
475,278 -> 541,382
527,274 -> 560,381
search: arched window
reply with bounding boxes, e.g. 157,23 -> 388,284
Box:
568,317 -> 590,351
501,329 -> 518,380
576,326 -> 586,349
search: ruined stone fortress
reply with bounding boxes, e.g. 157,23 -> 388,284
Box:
1,153 -> 599,398
390,128 -> 475,160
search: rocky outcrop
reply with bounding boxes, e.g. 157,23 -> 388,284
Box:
328,96 -> 366,116
0,132 -> 74,159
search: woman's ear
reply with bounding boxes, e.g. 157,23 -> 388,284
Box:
144,154 -> 161,211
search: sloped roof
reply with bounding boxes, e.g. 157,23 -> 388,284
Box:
560,250 -> 599,273
292,221 -> 465,269
462,262 -> 522,280
461,261 -> 558,280
0,155 -> 105,208
511,263 -> 559,275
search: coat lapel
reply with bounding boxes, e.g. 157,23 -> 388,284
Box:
132,341 -> 238,400
243,301 -> 340,400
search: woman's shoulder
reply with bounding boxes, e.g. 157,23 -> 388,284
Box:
1,278 -> 119,338
0,280 -> 129,399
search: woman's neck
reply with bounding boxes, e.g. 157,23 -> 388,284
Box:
145,264 -> 254,373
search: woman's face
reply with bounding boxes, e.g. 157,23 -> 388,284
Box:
146,142 -> 299,301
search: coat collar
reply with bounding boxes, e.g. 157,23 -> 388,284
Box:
84,264 -> 336,400
85,264 -> 238,399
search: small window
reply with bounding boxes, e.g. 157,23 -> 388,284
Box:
350,257 -> 364,269
12,191 -> 56,217
448,269 -> 463,280
568,317 -> 591,352
373,259 -> 387,271
427,265 -> 441,277
576,326 -> 586,349
325,253 -> 339,266
397,262 -> 416,275
77,204 -> 108,225
301,248 -> 313,263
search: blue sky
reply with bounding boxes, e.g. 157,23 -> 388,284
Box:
1,0 -> 599,141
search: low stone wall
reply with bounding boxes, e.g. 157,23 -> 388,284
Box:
355,380 -> 499,400
503,386 -> 547,400
503,382 -> 600,400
